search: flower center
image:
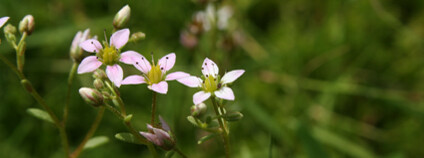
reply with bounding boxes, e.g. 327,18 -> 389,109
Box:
147,64 -> 163,84
97,46 -> 120,65
203,75 -> 217,92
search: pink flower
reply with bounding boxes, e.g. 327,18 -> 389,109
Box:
121,52 -> 190,94
77,28 -> 139,87
178,58 -> 244,104
139,116 -> 175,150
0,16 -> 9,28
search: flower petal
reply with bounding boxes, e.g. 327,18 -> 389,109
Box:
159,116 -> 170,131
193,91 -> 211,104
201,58 -> 219,77
221,69 -> 245,84
79,39 -> 102,53
177,76 -> 202,88
158,53 -> 176,71
152,128 -> 171,142
140,132 -> 161,146
165,71 -> 190,81
121,75 -> 145,85
214,87 -> 235,101
133,54 -> 151,74
71,31 -> 82,50
77,56 -> 102,74
120,50 -> 143,65
151,81 -> 168,94
106,64 -> 124,87
110,28 -> 130,49
0,16 -> 9,28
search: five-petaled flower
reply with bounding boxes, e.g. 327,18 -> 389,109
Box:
77,28 -> 141,87
140,116 -> 175,150
121,52 -> 190,94
0,16 -> 9,28
178,58 -> 244,104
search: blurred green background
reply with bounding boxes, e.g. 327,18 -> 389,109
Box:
1,0 -> 424,157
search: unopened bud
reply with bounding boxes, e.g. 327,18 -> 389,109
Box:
223,111 -> 243,122
93,79 -> 104,89
4,24 -> 17,43
191,103 -> 207,117
19,15 -> 34,35
129,32 -> 145,42
113,5 -> 131,29
79,87 -> 104,107
93,69 -> 107,79
70,29 -> 90,63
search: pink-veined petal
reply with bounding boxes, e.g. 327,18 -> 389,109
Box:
140,132 -> 161,146
151,81 -> 168,94
214,87 -> 235,101
120,50 -> 143,64
159,116 -> 170,131
79,39 -> 102,53
133,54 -> 151,74
110,28 -> 130,49
71,31 -> 82,50
177,76 -> 202,88
201,57 -> 219,77
158,53 -> 176,71
152,128 -> 171,142
193,91 -> 211,104
0,16 -> 9,28
121,75 -> 145,85
106,64 -> 124,87
221,69 -> 245,84
165,71 -> 190,81
77,56 -> 102,74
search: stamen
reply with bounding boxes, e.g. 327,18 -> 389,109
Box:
103,29 -> 109,46
150,52 -> 155,65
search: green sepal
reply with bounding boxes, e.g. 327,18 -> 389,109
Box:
83,136 -> 109,150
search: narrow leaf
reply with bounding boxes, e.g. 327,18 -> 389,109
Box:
115,132 -> 143,144
27,108 -> 54,124
83,136 -> 109,150
197,133 -> 219,144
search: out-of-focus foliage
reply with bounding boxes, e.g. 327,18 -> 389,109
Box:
1,0 -> 424,157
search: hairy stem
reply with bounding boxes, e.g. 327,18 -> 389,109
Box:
70,106 -> 105,158
63,62 -> 78,124
211,97 -> 230,158
151,91 -> 157,126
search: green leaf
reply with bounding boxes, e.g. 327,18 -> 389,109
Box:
197,133 -> 218,144
26,108 -> 54,124
115,133 -> 143,144
83,136 -> 109,150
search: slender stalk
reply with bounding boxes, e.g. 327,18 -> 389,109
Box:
174,147 -> 188,158
70,106 -> 105,158
63,62 -> 78,124
151,91 -> 157,126
211,97 -> 230,158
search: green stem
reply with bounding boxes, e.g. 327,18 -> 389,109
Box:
174,147 -> 188,158
63,62 -> 78,124
0,53 -> 70,158
70,106 -> 105,158
211,97 -> 230,158
151,91 -> 157,126
16,32 -> 27,72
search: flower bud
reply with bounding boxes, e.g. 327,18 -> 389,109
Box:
129,32 -> 145,42
113,5 -> 131,29
70,29 -> 90,63
93,78 -> 104,89
4,24 -> 17,43
180,31 -> 198,50
93,69 -> 107,79
191,102 -> 207,117
19,15 -> 34,35
223,111 -> 243,122
79,87 -> 104,107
